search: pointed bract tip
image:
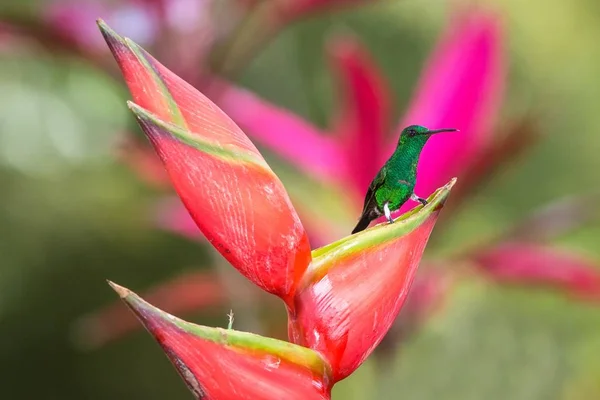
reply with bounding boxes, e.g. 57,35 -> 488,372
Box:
127,100 -> 141,113
96,18 -> 113,34
127,101 -> 170,133
107,280 -> 131,299
423,177 -> 456,205
127,101 -> 154,124
96,19 -> 127,47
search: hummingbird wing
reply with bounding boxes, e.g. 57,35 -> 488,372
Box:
352,170 -> 386,234
359,168 -> 386,214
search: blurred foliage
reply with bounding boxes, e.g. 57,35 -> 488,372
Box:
1,0 -> 600,398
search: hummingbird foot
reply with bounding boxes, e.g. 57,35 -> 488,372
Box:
410,193 -> 428,206
383,202 -> 394,224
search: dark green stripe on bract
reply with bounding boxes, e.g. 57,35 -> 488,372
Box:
97,19 -> 130,58
310,178 -> 456,263
107,281 -> 331,378
128,101 -> 270,168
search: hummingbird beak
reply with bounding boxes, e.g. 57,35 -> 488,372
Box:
425,128 -> 459,135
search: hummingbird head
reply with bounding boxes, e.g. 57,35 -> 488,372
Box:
402,125 -> 459,138
397,125 -> 459,149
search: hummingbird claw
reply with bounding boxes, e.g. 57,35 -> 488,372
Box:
411,193 -> 428,206
383,202 -> 393,224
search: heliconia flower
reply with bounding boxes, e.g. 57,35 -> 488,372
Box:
98,19 -> 312,307
109,282 -> 333,400
99,20 -> 455,387
72,270 -> 225,349
473,243 -> 600,302
289,181 -> 455,382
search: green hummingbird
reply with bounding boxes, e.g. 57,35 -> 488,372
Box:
351,125 -> 458,234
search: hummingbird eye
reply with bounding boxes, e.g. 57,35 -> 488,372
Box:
407,129 -> 416,137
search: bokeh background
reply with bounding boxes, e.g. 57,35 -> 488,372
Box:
1,0 -> 600,398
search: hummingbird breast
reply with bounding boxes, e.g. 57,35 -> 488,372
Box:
374,169 -> 413,211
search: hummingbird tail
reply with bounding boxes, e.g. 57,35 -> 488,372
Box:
351,215 -> 372,234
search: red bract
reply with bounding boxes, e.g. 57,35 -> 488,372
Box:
289,181 -> 455,381
109,282 -> 332,400
99,20 -> 455,395
98,20 -> 312,306
474,242 -> 600,302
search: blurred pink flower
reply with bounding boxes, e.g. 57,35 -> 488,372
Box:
397,10 -> 504,212
45,0 -> 109,50
474,243 -> 600,302
155,196 -> 201,238
225,10 -> 503,193
45,0 -> 160,50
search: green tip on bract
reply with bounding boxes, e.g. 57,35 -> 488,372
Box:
96,19 -> 118,40
127,100 -> 147,118
107,280 -> 130,299
127,100 -> 187,140
127,101 -> 266,166
127,101 -> 171,133
312,178 -> 457,260
96,18 -> 128,50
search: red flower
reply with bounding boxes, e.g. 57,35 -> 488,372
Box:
98,20 -> 454,395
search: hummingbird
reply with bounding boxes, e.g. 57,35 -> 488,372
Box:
351,125 -> 458,234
